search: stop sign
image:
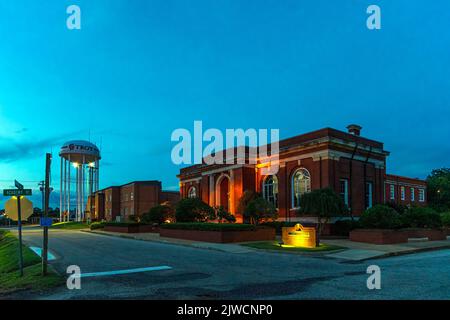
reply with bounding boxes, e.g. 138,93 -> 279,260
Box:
4,197 -> 33,221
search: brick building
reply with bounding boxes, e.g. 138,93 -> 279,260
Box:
87,181 -> 180,222
178,125 -> 427,223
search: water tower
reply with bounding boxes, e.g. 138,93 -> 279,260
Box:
59,140 -> 101,222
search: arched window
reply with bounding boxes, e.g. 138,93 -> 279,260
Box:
262,175 -> 278,208
188,186 -> 197,198
292,168 -> 311,208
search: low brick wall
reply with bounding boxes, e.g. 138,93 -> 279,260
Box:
404,228 -> 447,241
350,229 -> 409,245
159,227 -> 275,243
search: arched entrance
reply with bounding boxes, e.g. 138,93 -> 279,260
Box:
217,175 -> 230,212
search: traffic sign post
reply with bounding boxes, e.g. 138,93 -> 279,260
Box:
17,196 -> 23,277
2,181 -> 33,277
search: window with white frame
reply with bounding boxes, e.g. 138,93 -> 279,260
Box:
188,186 -> 197,198
390,185 -> 395,200
262,175 -> 278,208
419,189 -> 425,202
292,168 -> 311,208
401,186 -> 405,201
339,179 -> 349,207
365,182 -> 373,209
411,188 -> 415,201
130,192 -> 134,201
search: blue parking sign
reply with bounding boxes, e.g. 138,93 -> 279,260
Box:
40,217 -> 53,227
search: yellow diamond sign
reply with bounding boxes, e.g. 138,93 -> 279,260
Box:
4,197 -> 33,221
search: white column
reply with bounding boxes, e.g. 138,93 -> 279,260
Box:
209,175 -> 215,207
68,156 -> 71,221
60,157 -> 63,222
229,170 -> 235,214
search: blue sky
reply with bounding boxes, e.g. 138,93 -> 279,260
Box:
1,0 -> 450,208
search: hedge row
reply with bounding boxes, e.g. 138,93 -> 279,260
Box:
159,222 -> 257,231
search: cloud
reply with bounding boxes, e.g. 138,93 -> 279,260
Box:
0,131 -> 83,163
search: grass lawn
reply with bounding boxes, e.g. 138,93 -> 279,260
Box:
0,230 -> 63,295
50,221 -> 89,230
241,241 -> 344,253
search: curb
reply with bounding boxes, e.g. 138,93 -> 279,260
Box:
81,230 -> 254,254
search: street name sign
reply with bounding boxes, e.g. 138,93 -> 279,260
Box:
3,189 -> 32,196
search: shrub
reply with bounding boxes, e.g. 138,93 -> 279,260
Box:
260,221 -> 298,234
159,222 -> 256,231
141,204 -> 174,225
332,220 -> 360,236
385,202 -> 409,214
441,212 -> 450,227
90,222 -> 105,230
402,207 -> 442,229
244,196 -> 278,225
214,206 -> 236,223
104,222 -> 141,227
175,198 -> 215,222
127,215 -> 140,223
359,205 -> 402,229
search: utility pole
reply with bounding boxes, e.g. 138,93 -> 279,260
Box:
38,181 -> 44,222
42,153 -> 52,276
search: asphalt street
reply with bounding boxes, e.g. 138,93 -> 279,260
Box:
6,228 -> 450,300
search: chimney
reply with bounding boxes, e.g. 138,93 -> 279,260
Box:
347,124 -> 362,136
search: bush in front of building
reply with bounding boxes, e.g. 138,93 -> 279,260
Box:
441,212 -> 450,227
385,202 -> 409,214
214,206 -> 236,223
243,196 -> 278,225
159,222 -> 256,231
90,222 -> 105,230
359,205 -> 403,229
127,215 -> 140,223
142,204 -> 175,225
260,221 -> 298,234
401,207 -> 442,229
175,198 -> 216,222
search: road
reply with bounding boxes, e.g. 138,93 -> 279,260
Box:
7,228 -> 450,300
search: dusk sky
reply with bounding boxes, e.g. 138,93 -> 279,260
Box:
1,0 -> 449,208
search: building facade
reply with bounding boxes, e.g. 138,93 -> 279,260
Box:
178,125 -> 427,223
87,180 -> 180,222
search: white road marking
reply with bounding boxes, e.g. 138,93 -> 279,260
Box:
76,266 -> 173,278
29,246 -> 56,261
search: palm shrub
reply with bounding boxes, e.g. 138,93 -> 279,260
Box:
297,188 -> 348,246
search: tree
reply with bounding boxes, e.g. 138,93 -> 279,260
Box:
243,196 -> 278,225
427,168 -> 450,212
297,188 -> 348,247
175,198 -> 215,222
237,190 -> 259,216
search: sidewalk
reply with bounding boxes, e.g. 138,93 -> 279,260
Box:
84,229 -> 255,254
323,236 -> 450,261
